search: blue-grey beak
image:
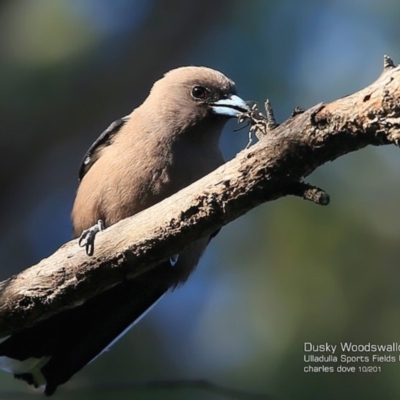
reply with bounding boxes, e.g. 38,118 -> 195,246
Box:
211,95 -> 250,117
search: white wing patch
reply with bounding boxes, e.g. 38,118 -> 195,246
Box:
0,355 -> 51,387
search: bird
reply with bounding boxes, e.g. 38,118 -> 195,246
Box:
0,66 -> 250,395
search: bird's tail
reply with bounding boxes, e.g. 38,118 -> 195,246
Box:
0,262 -> 176,395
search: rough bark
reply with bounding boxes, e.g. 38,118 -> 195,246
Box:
0,57 -> 399,338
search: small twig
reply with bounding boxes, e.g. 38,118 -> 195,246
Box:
238,102 -> 270,147
291,106 -> 305,117
285,181 -> 330,206
264,99 -> 278,130
384,55 -> 395,69
238,99 -> 279,148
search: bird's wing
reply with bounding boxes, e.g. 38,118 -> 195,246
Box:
0,262 -> 175,396
78,116 -> 129,181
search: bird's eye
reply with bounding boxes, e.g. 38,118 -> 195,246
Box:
191,86 -> 208,99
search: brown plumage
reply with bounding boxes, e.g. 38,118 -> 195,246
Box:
0,66 -> 249,395
73,66 -> 245,282
74,67 -> 234,233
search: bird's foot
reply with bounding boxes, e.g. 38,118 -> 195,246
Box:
78,219 -> 105,256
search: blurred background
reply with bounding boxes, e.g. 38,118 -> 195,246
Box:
1,0 -> 400,399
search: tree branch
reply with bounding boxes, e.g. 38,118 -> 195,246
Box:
1,57 -> 400,337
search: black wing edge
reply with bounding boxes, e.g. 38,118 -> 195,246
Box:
78,116 -> 129,181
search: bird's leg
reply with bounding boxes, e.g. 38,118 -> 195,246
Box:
78,219 -> 105,256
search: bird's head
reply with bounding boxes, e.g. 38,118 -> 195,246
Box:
144,66 -> 250,135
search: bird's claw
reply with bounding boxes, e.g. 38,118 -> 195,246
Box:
78,219 -> 105,256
